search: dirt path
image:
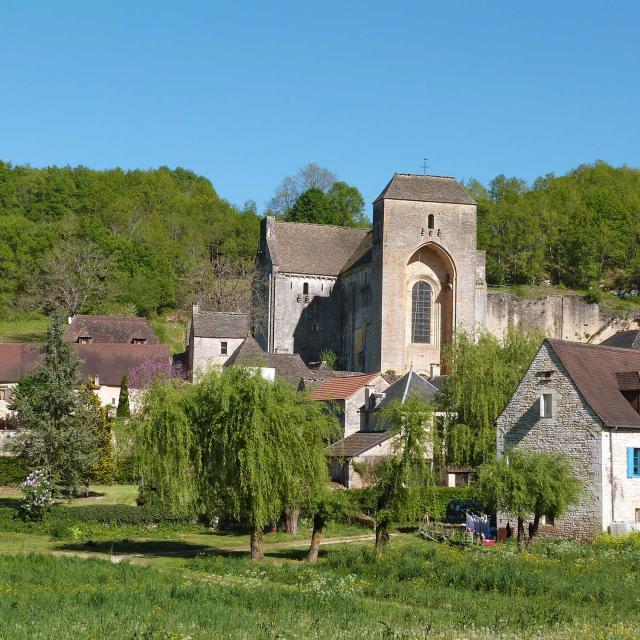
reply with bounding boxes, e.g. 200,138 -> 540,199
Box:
48,533 -> 375,564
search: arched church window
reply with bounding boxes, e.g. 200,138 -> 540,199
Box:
427,214 -> 435,230
411,281 -> 432,343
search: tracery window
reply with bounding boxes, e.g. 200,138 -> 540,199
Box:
411,281 -> 432,343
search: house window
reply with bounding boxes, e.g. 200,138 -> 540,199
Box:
78,336 -> 92,344
540,393 -> 553,418
411,281 -> 432,343
303,282 -> 309,295
112,398 -> 116,406
131,338 -> 146,344
628,448 -> 640,478
427,214 -> 435,230
542,514 -> 555,526
221,341 -> 228,355
635,508 -> 640,523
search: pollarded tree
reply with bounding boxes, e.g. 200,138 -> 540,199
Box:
373,396 -> 434,552
476,448 -> 583,547
9,312 -> 102,494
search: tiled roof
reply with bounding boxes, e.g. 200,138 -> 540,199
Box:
0,343 -> 170,387
326,431 -> 392,458
271,221 -> 369,276
65,315 -> 160,344
307,373 -> 380,401
548,339 -> 640,428
225,336 -> 309,384
600,330 -> 640,350
192,310 -> 249,339
374,174 -> 476,205
340,232 -> 372,274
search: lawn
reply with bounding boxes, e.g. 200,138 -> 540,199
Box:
0,536 -> 639,639
0,316 -> 49,342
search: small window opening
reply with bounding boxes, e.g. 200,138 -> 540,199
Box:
78,336 -> 92,344
131,338 -> 146,344
303,282 -> 309,295
636,508 -> 640,523
221,341 -> 228,355
427,214 -> 435,230
540,393 -> 553,418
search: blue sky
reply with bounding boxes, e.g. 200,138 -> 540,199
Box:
1,1 -> 638,212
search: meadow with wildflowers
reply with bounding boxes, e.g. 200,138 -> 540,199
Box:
0,535 -> 639,639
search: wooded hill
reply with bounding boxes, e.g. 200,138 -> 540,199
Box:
0,160 -> 638,321
0,162 -> 259,318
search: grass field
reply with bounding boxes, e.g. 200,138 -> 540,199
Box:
0,535 -> 639,639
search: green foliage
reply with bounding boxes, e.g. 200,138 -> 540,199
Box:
0,456 -> 27,485
441,326 -> 544,466
476,161 -> 640,291
189,368 -> 334,533
135,380 -> 195,513
373,397 -> 434,546
284,182 -> 367,227
476,448 -> 583,543
9,313 -> 104,494
319,348 -> 337,370
0,162 -> 259,317
116,374 -> 130,418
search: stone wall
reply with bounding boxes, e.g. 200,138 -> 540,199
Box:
496,342 -> 603,540
190,335 -> 245,381
487,292 -> 639,343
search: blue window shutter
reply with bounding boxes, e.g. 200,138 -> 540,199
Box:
628,448 -> 635,478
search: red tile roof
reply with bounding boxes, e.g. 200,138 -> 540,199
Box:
307,373 -> 380,401
548,339 -> 640,428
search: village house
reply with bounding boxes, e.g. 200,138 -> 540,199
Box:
0,316 -> 171,452
312,370 -> 440,488
497,339 -> 640,540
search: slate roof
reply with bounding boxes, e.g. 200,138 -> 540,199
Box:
225,336 -> 309,383
192,310 -> 249,339
548,339 -> 640,428
377,370 -> 440,409
600,330 -> 640,350
374,174 -> 476,205
65,315 -> 160,344
0,343 -> 170,387
270,221 -> 369,276
307,373 -> 381,401
326,430 -> 392,458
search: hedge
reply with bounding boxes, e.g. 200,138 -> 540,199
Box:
0,456 -> 27,486
348,485 -> 473,523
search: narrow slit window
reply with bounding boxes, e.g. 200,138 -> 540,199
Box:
540,393 -> 553,417
411,281 -> 432,343
303,282 -> 309,295
427,214 -> 435,229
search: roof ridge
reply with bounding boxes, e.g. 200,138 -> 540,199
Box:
549,338 -> 640,354
275,220 -> 370,232
394,173 -> 457,180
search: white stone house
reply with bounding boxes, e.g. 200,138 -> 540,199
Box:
187,305 -> 250,381
497,339 -> 640,540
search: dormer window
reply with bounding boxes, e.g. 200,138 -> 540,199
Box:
77,336 -> 92,344
131,338 -> 146,344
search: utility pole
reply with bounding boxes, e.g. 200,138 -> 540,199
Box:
421,158 -> 430,175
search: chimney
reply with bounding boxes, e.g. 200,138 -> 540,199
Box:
192,301 -> 199,315
94,375 -> 100,387
430,363 -> 441,379
67,316 -> 74,325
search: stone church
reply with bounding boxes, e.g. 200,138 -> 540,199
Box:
254,174 -> 487,376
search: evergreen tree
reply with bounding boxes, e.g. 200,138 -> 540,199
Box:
9,313 -> 102,494
116,374 -> 131,418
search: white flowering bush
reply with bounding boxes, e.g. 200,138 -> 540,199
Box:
19,468 -> 54,521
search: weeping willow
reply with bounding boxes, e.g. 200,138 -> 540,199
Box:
135,380 -> 195,513
440,326 -> 543,466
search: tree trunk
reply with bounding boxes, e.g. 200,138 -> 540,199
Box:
284,506 -> 300,535
528,513 -> 541,544
375,525 -> 389,552
250,528 -> 264,561
308,514 -> 325,562
517,517 -> 525,548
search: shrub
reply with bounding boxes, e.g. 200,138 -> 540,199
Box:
0,456 -> 27,485
19,469 -> 54,521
